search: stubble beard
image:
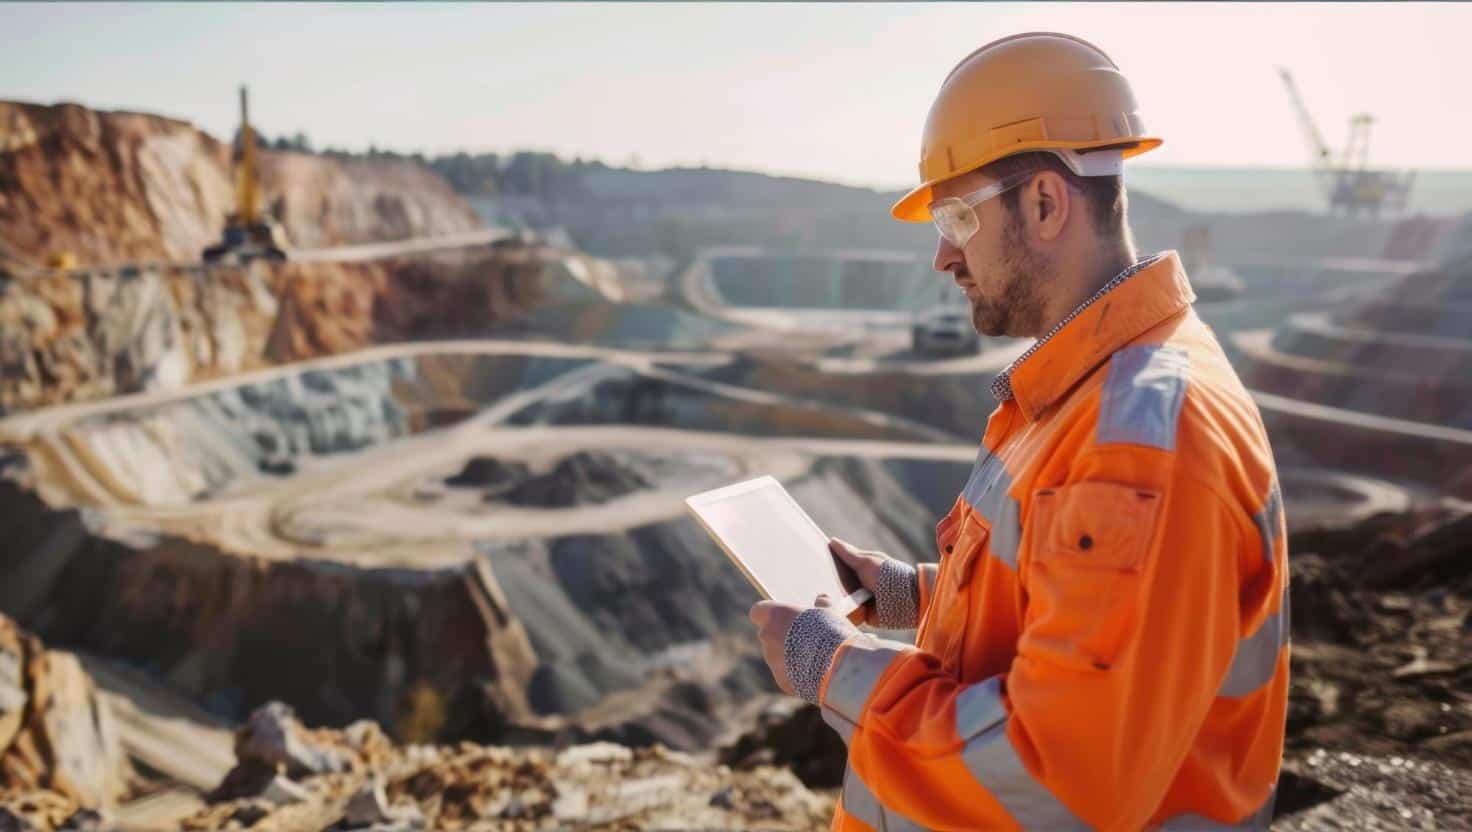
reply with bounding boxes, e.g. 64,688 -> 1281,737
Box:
969,216 -> 1050,339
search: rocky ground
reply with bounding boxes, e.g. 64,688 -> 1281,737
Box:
0,657 -> 832,832
181,703 -> 831,832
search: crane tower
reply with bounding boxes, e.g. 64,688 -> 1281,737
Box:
1277,68 -> 1414,218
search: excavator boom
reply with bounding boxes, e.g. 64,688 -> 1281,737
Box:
236,86 -> 260,226
203,85 -> 288,264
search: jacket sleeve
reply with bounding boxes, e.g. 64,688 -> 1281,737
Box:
816,471 -> 1249,831
916,563 -> 940,619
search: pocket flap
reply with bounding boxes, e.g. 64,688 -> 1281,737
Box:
1030,481 -> 1161,572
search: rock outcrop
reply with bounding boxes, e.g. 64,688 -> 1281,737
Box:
0,614 -> 132,829
265,245 -> 576,364
185,702 -> 831,832
0,263 -> 279,413
0,100 -> 478,268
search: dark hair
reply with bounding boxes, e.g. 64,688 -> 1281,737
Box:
980,151 -> 1125,238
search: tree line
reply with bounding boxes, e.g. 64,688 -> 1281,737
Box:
243,129 -> 602,199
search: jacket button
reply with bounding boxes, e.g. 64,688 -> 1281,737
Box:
1079,534 -> 1093,551
945,544 -> 954,554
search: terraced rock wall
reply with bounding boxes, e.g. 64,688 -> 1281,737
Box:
0,247 -> 595,415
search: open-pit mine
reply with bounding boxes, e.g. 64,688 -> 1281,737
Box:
1,99 -> 1469,830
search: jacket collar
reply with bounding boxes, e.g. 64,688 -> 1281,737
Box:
999,250 -> 1195,422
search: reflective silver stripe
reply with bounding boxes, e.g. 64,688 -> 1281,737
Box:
821,704 -> 857,745
1253,480 -> 1284,564
1160,786 -> 1276,830
961,451 -> 1022,568
841,765 -> 929,832
1218,606 -> 1288,698
841,766 -> 885,830
823,637 -> 909,724
957,686 -> 1089,830
954,677 -> 1009,739
1097,345 -> 1190,451
917,563 -> 939,605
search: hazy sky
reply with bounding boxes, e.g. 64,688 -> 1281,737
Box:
4,3 -> 1468,189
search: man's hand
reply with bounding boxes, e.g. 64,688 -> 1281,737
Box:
750,595 -> 847,696
830,537 -> 892,625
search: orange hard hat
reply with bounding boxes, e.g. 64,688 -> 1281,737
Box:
891,32 -> 1162,222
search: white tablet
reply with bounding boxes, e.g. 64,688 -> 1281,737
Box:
685,475 -> 872,622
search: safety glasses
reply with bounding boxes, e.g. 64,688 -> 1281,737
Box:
928,169 -> 1040,248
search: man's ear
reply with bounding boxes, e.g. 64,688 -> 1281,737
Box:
1032,171 -> 1071,242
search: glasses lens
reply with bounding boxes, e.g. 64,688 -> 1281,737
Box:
930,199 -> 977,247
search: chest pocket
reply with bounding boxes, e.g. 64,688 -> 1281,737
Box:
921,505 -> 990,671
1021,481 -> 1162,671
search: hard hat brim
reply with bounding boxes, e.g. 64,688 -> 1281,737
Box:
889,138 -> 1164,223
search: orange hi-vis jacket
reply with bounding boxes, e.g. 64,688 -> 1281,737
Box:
819,252 -> 1290,830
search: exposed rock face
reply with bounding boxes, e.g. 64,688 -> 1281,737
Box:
0,614 -> 131,821
0,263 -> 278,413
0,243 -> 603,414
0,100 -> 478,268
0,102 -> 231,268
187,703 -> 832,831
0,99 -> 545,415
0,474 -> 540,739
265,246 -> 572,364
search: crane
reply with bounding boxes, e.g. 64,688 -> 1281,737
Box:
203,86 -> 289,264
1276,67 -> 1414,218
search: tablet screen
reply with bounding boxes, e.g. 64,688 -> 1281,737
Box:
686,476 -> 868,615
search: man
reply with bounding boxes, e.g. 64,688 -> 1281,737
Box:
749,32 -> 1289,831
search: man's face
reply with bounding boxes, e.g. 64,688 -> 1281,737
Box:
930,171 -> 1051,339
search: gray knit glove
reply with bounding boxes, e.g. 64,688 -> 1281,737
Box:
782,608 -> 857,703
872,559 -> 921,630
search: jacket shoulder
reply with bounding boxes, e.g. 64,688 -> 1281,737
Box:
1077,324 -> 1275,504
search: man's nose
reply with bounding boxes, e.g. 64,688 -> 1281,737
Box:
933,235 -> 961,274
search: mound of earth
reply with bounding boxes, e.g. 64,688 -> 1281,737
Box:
500,451 -> 652,508
446,457 -> 530,490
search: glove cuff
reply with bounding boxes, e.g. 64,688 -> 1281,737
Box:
783,607 -> 854,703
873,558 -> 920,629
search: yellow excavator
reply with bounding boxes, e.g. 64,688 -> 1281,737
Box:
203,86 -> 289,264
